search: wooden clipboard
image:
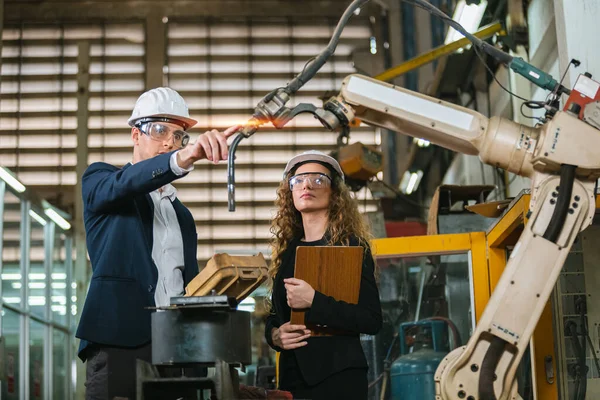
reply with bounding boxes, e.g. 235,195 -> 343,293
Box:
290,246 -> 363,336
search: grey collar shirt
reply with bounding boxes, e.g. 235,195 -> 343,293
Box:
149,152 -> 193,307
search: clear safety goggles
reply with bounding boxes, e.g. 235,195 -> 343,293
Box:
137,121 -> 190,149
288,173 -> 332,191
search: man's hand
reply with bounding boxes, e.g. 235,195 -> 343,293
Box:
272,322 -> 311,350
284,278 -> 316,309
176,125 -> 240,169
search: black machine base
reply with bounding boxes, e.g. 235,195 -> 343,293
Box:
151,295 -> 252,366
136,359 -> 240,400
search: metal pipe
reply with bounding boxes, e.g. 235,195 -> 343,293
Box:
374,22 -> 505,83
64,236 -> 73,399
0,180 -> 5,335
228,133 -> 245,212
414,264 -> 427,322
44,221 -> 55,399
20,200 -> 31,399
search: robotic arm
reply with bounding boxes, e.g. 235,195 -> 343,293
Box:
231,72 -> 600,399
223,0 -> 600,397
314,73 -> 600,400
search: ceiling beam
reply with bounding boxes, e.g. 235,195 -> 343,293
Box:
5,1 -> 366,22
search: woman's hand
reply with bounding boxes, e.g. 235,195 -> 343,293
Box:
284,278 -> 316,309
272,322 -> 311,350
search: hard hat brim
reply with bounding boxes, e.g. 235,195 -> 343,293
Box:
283,152 -> 344,180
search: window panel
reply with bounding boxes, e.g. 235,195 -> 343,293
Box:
29,319 -> 45,400
52,233 -> 69,325
1,308 -> 21,400
53,330 -> 68,399
2,191 -> 22,307
29,213 -> 47,319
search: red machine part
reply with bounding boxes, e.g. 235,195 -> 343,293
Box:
384,221 -> 427,238
563,73 -> 600,119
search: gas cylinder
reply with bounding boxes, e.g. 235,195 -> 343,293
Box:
390,320 -> 449,399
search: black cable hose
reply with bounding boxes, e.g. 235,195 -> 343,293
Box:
286,0 -> 370,94
479,337 -> 507,400
287,0 -> 515,97
543,164 -> 577,243
405,0 -> 513,65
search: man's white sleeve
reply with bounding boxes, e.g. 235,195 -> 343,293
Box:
170,151 -> 194,176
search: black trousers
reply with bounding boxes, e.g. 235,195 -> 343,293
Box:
84,343 -> 206,400
280,366 -> 368,400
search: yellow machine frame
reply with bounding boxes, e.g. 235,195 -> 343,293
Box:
370,193 -> 582,399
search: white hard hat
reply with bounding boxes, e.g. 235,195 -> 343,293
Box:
128,87 -> 197,130
283,150 -> 344,180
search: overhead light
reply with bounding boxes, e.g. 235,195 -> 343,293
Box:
51,305 -> 67,316
370,37 -> 377,54
2,273 -> 21,280
444,0 -> 488,45
406,173 -> 419,194
414,138 -> 431,148
52,296 -> 67,305
28,296 -> 46,306
399,170 -> 424,195
3,297 -> 20,304
51,282 -> 67,289
406,171 -> 423,195
28,282 -> 46,290
29,210 -> 47,226
0,167 -> 26,193
44,208 -> 71,230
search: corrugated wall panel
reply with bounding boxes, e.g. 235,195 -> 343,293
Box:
1,17 -> 380,267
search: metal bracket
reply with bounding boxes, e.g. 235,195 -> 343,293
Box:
544,355 -> 555,384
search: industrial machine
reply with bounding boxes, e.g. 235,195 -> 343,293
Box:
138,253 -> 272,399
223,1 -> 600,399
331,141 -> 384,191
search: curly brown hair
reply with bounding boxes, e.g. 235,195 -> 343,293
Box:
268,172 -> 376,283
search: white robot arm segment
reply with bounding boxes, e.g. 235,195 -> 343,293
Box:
327,75 -> 538,178
339,74 -> 485,155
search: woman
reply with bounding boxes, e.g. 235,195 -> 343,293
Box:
265,150 -> 382,399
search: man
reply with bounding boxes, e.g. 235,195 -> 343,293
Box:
75,87 -> 239,399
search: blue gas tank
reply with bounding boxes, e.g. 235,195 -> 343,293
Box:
390,320 -> 449,400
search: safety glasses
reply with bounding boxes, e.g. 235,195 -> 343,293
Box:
137,121 -> 190,149
288,173 -> 332,191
